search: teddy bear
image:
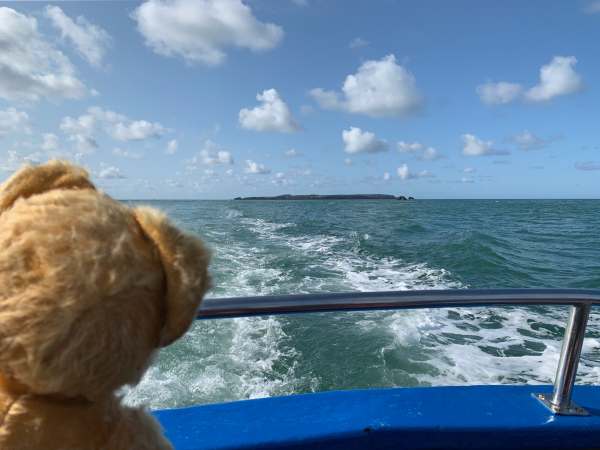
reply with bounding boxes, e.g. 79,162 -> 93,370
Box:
0,161 -> 211,449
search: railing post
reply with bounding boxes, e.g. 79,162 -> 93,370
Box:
536,303 -> 591,415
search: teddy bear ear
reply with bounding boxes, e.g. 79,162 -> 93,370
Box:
0,160 -> 95,214
133,206 -> 212,347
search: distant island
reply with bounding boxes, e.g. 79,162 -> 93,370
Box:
233,194 -> 415,201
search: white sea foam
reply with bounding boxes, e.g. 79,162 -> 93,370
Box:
240,217 -> 296,238
125,314 -> 314,409
225,208 -> 243,219
238,217 -> 453,290
126,218 -> 312,409
377,306 -> 600,387
126,213 -> 600,410
235,217 -> 600,387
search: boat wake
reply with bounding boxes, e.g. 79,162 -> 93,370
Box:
125,204 -> 600,409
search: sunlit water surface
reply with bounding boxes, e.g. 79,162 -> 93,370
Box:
123,199 -> 600,409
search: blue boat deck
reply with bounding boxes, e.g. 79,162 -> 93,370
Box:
154,385 -> 600,449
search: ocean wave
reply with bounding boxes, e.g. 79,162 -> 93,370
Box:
125,316 -> 315,409
240,217 -> 296,237
126,201 -> 600,409
224,208 -> 243,219
377,307 -> 600,387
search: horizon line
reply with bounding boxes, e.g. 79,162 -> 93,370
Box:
117,197 -> 600,201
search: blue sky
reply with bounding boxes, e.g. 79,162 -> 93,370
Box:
0,0 -> 599,199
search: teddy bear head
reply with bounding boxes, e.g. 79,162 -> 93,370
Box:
0,161 -> 211,401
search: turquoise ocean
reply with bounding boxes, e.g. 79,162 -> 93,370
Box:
124,199 -> 600,409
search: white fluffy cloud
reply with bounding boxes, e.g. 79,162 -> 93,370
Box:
0,108 -> 29,136
60,113 -> 95,136
244,159 -> 270,174
383,171 -> 390,181
132,0 -> 283,66
0,151 -> 20,172
0,7 -> 88,102
397,141 -> 423,153
89,106 -> 166,141
45,6 -> 111,67
239,89 -> 299,132
462,134 -> 509,156
98,164 -> 125,179
166,139 -> 178,155
396,164 -> 410,180
272,171 -> 293,186
0,149 -> 45,172
310,55 -> 423,117
525,56 -> 583,102
200,149 -> 233,165
396,164 -> 433,181
342,127 -> 388,154
60,107 -> 166,151
512,130 -> 548,150
397,141 -> 442,161
187,140 -> 233,169
476,82 -> 523,105
111,120 -> 165,141
477,56 -> 582,105
284,148 -> 301,157
60,112 -> 97,152
421,147 -> 441,161
41,133 -> 59,151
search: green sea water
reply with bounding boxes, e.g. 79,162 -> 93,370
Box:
124,199 -> 600,409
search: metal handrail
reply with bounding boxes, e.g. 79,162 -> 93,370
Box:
196,289 -> 600,416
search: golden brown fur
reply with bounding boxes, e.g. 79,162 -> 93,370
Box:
0,161 -> 211,449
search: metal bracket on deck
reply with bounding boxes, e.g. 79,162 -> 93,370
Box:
534,393 -> 589,416
534,303 -> 592,416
